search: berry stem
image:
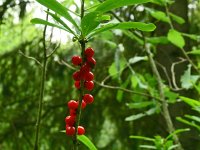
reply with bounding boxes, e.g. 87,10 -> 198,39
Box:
73,1 -> 85,149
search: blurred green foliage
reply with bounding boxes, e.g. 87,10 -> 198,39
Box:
0,0 -> 200,150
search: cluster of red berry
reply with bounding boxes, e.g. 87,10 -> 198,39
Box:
65,47 -> 96,136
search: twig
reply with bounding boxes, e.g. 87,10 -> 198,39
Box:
47,43 -> 60,58
95,81 -> 162,101
19,50 -> 42,68
171,58 -> 186,90
34,9 -> 49,150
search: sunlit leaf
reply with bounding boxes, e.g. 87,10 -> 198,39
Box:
180,64 -> 200,89
31,18 -> 69,32
147,36 -> 169,44
167,29 -> 185,48
130,135 -> 155,142
187,49 -> 200,55
78,135 -> 97,150
36,0 -> 79,30
45,11 -> 76,36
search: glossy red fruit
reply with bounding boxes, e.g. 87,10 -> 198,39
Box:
87,57 -> 96,67
66,126 -> 75,135
71,56 -> 82,66
83,94 -> 94,104
74,81 -> 81,89
84,71 -> 94,81
70,109 -> 76,116
84,81 -> 94,91
68,100 -> 78,109
81,100 -> 86,109
65,116 -> 76,126
80,64 -> 90,75
78,126 -> 85,135
73,71 -> 81,81
84,47 -> 94,58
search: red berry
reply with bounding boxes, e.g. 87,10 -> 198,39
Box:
72,56 -> 82,66
84,81 -> 94,91
83,94 -> 94,104
84,71 -> 94,81
66,126 -> 75,135
68,100 -> 78,109
70,109 -> 76,116
87,57 -> 96,67
74,81 -> 81,89
81,100 -> 86,109
73,71 -> 81,81
78,126 -> 85,135
65,116 -> 76,126
80,64 -> 90,75
84,47 -> 94,58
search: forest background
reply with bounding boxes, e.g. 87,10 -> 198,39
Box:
0,0 -> 200,150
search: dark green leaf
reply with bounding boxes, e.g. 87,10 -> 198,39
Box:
31,18 -> 69,32
36,0 -> 79,30
167,29 -> 185,48
78,135 -> 97,150
169,13 -> 185,24
147,36 -> 169,44
96,0 -> 152,13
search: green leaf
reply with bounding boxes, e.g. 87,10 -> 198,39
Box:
131,76 -> 138,88
150,10 -> 170,23
166,128 -> 190,140
139,145 -> 157,149
45,11 -> 76,36
36,0 -> 79,30
169,13 -> 185,24
126,101 -> 154,109
129,56 -> 148,64
179,96 -> 200,107
89,22 -> 156,37
167,29 -> 185,48
185,115 -> 200,123
180,64 -> 200,89
182,33 -> 199,41
31,18 -> 69,32
147,36 -> 169,44
81,12 -> 101,37
130,135 -> 155,142
78,135 -> 97,150
96,0 -> 152,13
187,49 -> 200,55
108,58 -> 126,77
176,117 -> 200,131
125,108 -> 156,121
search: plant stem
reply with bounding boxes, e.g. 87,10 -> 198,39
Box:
73,1 -> 85,150
34,11 -> 49,150
143,35 -> 183,150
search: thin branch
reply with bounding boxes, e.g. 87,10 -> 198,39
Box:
19,50 -> 42,68
47,43 -> 60,58
95,81 -> 162,101
171,58 -> 186,91
34,9 -> 49,150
